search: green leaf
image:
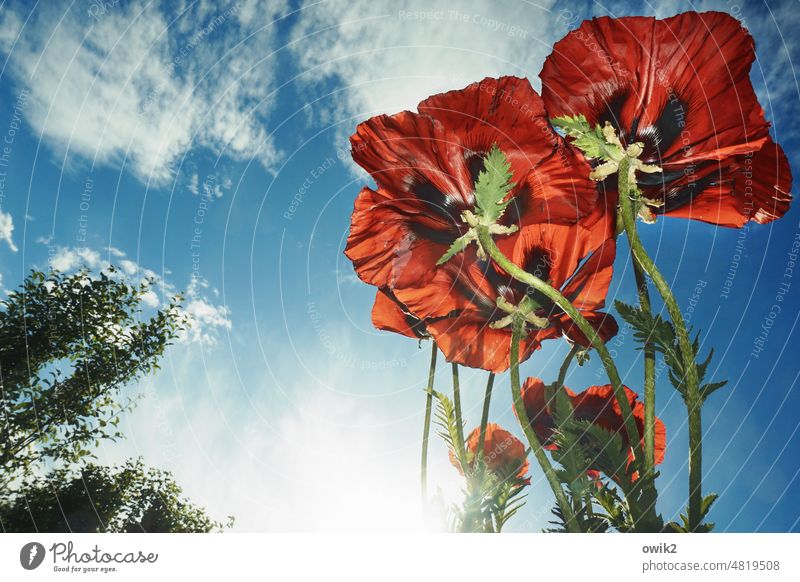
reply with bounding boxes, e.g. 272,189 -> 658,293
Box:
701,381 -> 727,401
551,114 -> 615,160
615,300 -> 727,404
701,493 -> 718,518
430,389 -> 466,471
436,232 -> 473,266
474,144 -> 515,223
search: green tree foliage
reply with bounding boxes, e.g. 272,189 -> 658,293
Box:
0,269 -> 185,485
0,268 -> 226,532
0,459 -> 227,532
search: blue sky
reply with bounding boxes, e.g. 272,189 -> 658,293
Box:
0,0 -> 799,532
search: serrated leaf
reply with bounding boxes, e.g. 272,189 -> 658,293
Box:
430,389 -> 466,472
551,114 -> 591,135
701,381 -> 727,401
474,144 -> 515,223
701,493 -> 718,517
551,114 -> 615,160
436,232 -> 472,265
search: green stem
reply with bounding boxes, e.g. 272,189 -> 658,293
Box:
476,226 -> 644,467
556,344 -> 581,391
631,240 -> 657,476
451,363 -> 466,463
553,344 -> 588,522
420,342 -> 438,499
476,373 -> 495,463
617,157 -> 702,530
510,317 -> 580,533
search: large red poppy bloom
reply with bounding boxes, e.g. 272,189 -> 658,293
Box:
449,423 -> 530,481
540,11 -> 792,227
520,377 -> 666,481
345,76 -> 599,291
393,210 -> 618,372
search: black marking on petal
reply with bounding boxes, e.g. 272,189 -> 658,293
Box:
638,96 -> 688,164
410,179 -> 464,222
465,151 -> 487,186
501,182 -> 530,227
597,90 -> 630,134
660,169 -> 721,213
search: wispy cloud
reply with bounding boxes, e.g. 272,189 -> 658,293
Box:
1,1 -> 288,184
0,209 -> 18,252
290,0 -> 559,162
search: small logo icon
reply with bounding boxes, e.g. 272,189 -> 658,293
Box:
20,542 -> 46,570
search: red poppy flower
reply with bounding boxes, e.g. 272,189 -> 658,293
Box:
520,377 -> 666,481
393,210 -> 618,372
345,76 -> 599,291
449,423 -> 530,480
540,11 -> 792,227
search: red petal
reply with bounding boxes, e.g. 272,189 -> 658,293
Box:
560,238 -> 617,311
418,76 -> 598,224
371,289 -> 426,339
392,257 -> 494,320
541,12 -> 768,161
461,423 -> 530,478
426,315 -> 540,373
541,12 -> 786,227
663,138 -> 792,226
344,187 -> 451,288
351,111 -> 473,206
511,208 -> 615,292
558,310 -> 619,347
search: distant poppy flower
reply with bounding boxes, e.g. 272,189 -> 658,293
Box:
345,76 -> 599,292
450,423 -> 530,481
394,211 -> 618,372
520,378 -> 665,481
540,11 -> 792,227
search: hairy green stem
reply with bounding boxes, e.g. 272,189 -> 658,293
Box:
617,157 -> 702,530
420,342 -> 438,499
553,344 -> 589,522
476,226 -> 644,467
631,235 -> 657,476
510,318 -> 579,532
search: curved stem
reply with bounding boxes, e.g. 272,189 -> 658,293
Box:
557,344 -> 581,391
476,226 -> 644,467
420,342 -> 438,499
617,157 -> 702,530
477,372 -> 495,461
510,317 -> 579,532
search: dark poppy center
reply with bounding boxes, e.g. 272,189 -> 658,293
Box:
476,247 -> 556,327
597,88 -> 720,213
407,148 -> 526,243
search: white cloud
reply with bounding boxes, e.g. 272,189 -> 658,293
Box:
187,173 -> 200,195
290,0 -> 558,154
44,242 -> 231,346
0,9 -> 22,53
182,298 -> 232,345
119,259 -> 140,276
2,1 -> 288,185
140,289 -> 160,308
0,210 -> 18,252
49,246 -> 102,271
